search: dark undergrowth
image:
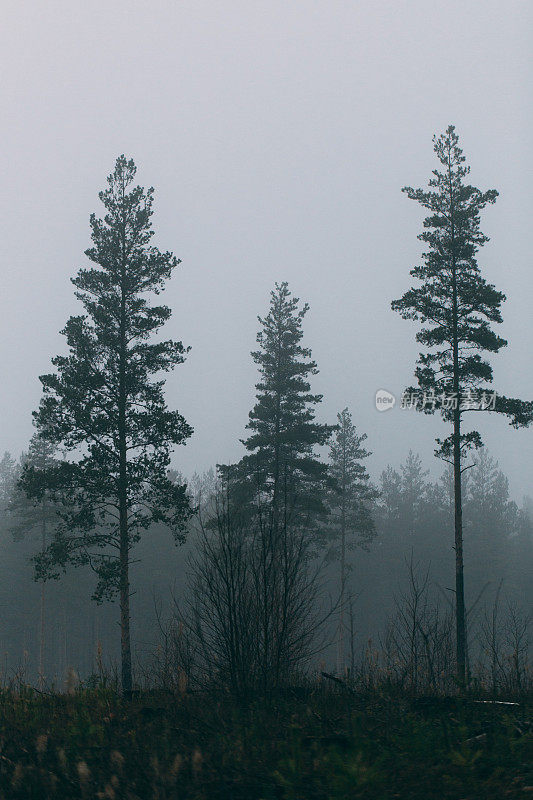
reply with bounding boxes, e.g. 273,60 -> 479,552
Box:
0,684 -> 532,799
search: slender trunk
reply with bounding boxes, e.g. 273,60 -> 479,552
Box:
119,518 -> 132,693
94,608 -> 101,675
263,323 -> 283,692
337,522 -> 346,675
39,582 -> 45,689
272,328 -> 282,524
118,191 -> 132,694
337,434 -> 346,675
348,597 -> 355,679
38,502 -> 46,689
118,365 -> 132,694
62,606 -> 67,680
449,155 -> 466,686
453,406 -> 466,684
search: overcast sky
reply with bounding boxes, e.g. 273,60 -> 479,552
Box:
1,0 -> 532,499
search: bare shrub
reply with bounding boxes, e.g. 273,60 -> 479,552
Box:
152,488 -> 332,700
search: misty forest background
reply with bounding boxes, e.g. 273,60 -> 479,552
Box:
0,136 -> 532,695
2,6 -> 533,798
1,444 -> 532,687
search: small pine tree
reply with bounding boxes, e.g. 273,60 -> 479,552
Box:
216,282 -> 334,692
228,281 -> 334,529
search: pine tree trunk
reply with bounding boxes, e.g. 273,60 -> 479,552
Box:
118,392 -> 132,692
118,196 -> 132,695
39,582 -> 45,689
38,505 -> 46,690
337,523 -> 346,675
449,166 -> 466,687
337,440 -> 346,676
62,606 -> 67,681
119,516 -> 132,693
453,407 -> 466,685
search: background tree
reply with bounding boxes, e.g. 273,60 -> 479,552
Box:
508,497 -> 533,605
326,408 -> 377,674
20,156 -> 193,693
398,452 -> 429,540
0,452 -> 19,521
10,434 -> 60,687
225,281 -> 334,529
392,125 -> 532,684
366,453 -> 450,637
215,283 -> 334,691
463,448 -> 518,600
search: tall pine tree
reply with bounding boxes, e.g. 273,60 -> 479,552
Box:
392,126 -> 532,684
21,157 -> 193,693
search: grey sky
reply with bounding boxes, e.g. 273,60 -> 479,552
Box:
1,1 -> 532,499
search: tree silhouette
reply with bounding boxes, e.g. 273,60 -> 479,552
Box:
21,157 -> 193,693
392,125 -> 532,684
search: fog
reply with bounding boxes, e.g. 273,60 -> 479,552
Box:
1,8 -> 533,788
1,1 -> 531,498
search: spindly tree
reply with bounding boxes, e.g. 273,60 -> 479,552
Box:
0,452 -> 19,520
326,408 -> 377,673
392,126 -> 532,684
20,157 -> 193,693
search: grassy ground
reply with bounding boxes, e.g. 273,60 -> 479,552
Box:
0,686 -> 531,799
